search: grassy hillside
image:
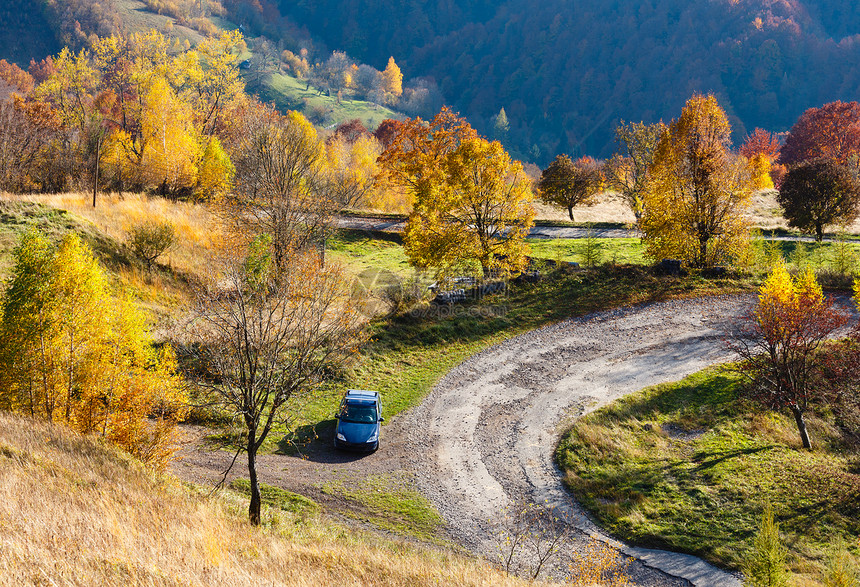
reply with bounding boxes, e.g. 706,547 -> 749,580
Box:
256,72 -> 401,131
556,367 -> 860,584
0,411 -> 546,586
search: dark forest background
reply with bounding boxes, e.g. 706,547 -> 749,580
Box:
4,0 -> 860,163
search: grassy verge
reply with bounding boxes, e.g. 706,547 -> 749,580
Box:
527,237 -> 646,266
555,366 -> 860,582
320,472 -> 445,542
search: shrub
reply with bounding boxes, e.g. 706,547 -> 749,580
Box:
127,220 -> 176,270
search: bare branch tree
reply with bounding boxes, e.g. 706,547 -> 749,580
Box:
223,105 -> 339,271
492,499 -> 570,580
187,242 -> 367,524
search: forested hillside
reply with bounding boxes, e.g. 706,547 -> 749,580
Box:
276,0 -> 860,161
0,0 -> 61,66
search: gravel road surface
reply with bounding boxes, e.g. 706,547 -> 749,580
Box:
400,295 -> 756,586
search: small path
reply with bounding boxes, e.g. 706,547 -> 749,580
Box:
337,215 -> 860,243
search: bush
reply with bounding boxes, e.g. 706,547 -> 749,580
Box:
127,220 -> 176,270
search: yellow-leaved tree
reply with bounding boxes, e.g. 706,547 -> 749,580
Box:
731,262 -> 848,449
0,230 -> 188,470
140,77 -> 200,195
381,56 -> 403,101
641,94 -> 756,267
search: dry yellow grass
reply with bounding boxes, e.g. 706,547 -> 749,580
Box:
0,412 -> 553,587
18,192 -> 221,279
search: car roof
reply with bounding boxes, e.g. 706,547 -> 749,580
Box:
345,389 -> 379,400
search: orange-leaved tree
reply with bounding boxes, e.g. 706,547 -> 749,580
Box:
380,107 -> 534,276
740,128 -> 783,190
0,230 -> 188,470
731,262 -> 848,449
778,101 -> 860,168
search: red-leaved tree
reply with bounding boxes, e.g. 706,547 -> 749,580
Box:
731,263 -> 848,449
778,101 -> 860,167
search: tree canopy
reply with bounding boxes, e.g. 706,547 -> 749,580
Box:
537,154 -> 601,221
380,108 -> 534,275
776,159 -> 860,241
640,94 -> 755,267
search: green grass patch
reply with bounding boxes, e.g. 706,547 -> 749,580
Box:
321,472 -> 444,541
230,478 -> 321,517
256,73 -> 401,131
527,237 -> 646,266
326,229 -> 410,279
556,366 -> 860,579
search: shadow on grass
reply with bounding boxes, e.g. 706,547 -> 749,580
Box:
692,446 -> 771,471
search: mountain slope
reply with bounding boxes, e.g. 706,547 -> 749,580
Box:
0,0 -> 61,67
277,0 -> 860,161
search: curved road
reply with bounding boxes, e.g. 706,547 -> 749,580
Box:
400,295 -> 754,586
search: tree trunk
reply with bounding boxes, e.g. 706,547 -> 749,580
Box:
699,236 -> 709,268
247,433 -> 261,525
815,224 -> 824,242
791,406 -> 812,449
567,205 -> 574,221
92,132 -> 101,208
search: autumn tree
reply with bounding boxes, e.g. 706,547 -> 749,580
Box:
0,98 -> 63,192
538,154 -> 602,221
731,263 -> 848,449
603,120 -> 666,222
381,56 -> 403,101
381,107 -> 534,274
189,240 -> 367,525
0,230 -> 187,470
330,118 -> 370,144
373,118 -> 404,150
740,128 -> 782,190
779,101 -> 860,168
225,106 -> 337,270
777,159 -> 860,241
196,136 -> 234,200
403,137 -> 534,276
187,30 -> 245,138
641,94 -> 756,267
139,77 -> 200,195
0,59 -> 35,99
327,132 -> 381,210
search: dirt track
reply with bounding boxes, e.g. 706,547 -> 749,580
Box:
174,295 -> 762,586
399,295 -> 755,586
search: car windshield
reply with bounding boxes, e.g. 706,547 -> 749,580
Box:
340,404 -> 377,423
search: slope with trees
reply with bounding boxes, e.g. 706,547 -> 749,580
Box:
272,0 -> 860,163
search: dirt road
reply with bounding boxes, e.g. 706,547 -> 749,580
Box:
174,295 -> 761,585
399,295 -> 756,586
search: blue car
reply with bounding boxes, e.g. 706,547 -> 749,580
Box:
334,389 -> 384,451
